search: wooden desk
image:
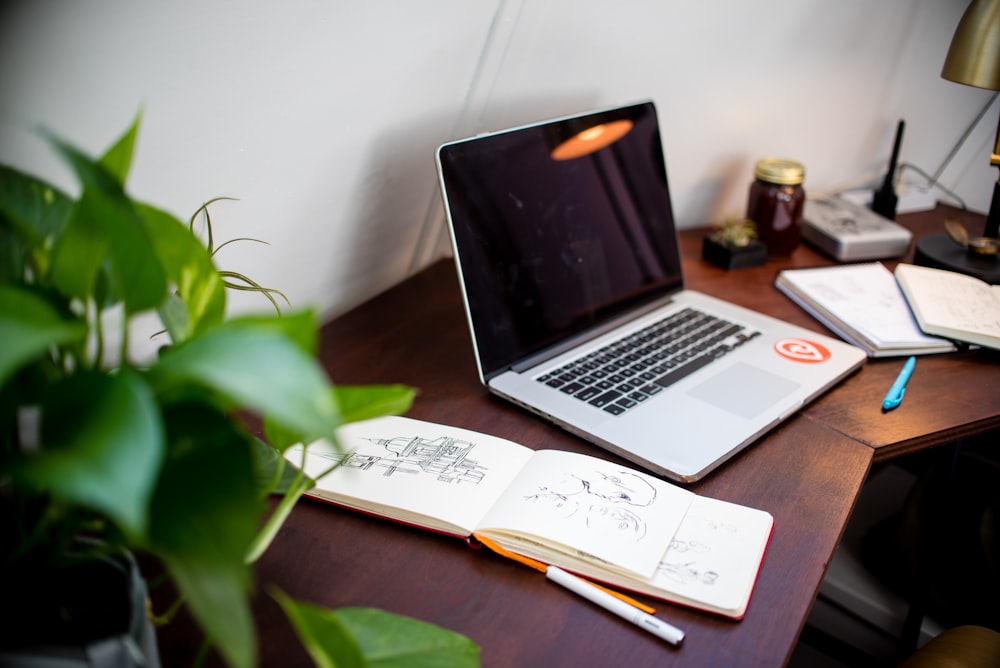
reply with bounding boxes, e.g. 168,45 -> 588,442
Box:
158,206 -> 999,667
677,204 -> 1000,461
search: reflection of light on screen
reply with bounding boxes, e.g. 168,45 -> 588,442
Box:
551,119 -> 634,161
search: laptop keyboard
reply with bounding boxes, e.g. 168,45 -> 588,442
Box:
536,308 -> 760,416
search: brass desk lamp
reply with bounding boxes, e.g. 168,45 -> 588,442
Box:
915,0 -> 1000,283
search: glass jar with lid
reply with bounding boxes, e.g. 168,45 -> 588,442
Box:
745,158 -> 805,256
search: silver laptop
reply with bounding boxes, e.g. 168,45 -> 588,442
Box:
435,100 -> 865,482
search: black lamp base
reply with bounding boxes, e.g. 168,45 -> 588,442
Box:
914,233 -> 1000,284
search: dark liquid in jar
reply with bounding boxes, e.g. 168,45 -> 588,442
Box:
746,178 -> 804,256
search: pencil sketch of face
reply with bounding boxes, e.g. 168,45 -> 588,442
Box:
580,470 -> 656,506
585,504 -> 646,540
523,473 -> 587,518
523,490 -> 580,518
536,472 -> 586,497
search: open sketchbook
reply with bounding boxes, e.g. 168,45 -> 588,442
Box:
775,262 -> 954,357
895,263 -> 1000,351
287,416 -> 774,619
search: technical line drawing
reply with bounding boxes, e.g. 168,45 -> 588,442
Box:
311,433 -> 488,485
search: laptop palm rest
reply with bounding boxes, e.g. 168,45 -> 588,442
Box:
687,363 -> 800,420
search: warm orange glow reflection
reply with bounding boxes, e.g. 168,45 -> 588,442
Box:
551,119 -> 634,161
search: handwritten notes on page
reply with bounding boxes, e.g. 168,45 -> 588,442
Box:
895,263 -> 1000,350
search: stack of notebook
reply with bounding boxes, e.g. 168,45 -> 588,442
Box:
775,262 -> 954,357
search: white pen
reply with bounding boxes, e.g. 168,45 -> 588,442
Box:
546,565 -> 685,646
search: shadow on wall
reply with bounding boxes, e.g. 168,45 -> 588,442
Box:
310,92 -> 757,324
682,155 -> 748,226
310,94 -> 615,317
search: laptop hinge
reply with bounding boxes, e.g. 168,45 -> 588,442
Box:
509,295 -> 677,374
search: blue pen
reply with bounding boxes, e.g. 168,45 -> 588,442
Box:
882,356 -> 916,411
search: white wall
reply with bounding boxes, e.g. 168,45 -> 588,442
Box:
1,1 -> 995,359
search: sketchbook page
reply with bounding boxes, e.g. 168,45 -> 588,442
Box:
778,263 -> 949,349
895,263 -> 1000,347
287,416 -> 536,536
545,494 -> 774,617
475,449 -> 693,579
645,495 -> 773,618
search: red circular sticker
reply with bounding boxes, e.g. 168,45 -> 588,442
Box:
774,338 -> 831,363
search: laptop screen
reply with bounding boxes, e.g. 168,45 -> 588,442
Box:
437,101 -> 684,379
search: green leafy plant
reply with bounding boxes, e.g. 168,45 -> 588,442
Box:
0,115 -> 480,667
710,217 -> 758,247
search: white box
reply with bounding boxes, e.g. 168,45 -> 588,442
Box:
802,197 -> 913,262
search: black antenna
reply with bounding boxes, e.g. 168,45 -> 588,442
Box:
871,119 -> 904,220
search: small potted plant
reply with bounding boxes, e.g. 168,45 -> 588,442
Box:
0,115 -> 480,667
702,217 -> 767,270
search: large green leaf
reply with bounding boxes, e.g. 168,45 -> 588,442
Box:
0,218 -> 20,284
150,403 -> 262,668
98,111 -> 141,185
275,594 -> 481,668
0,165 -> 72,261
167,556 -> 255,668
0,285 -> 86,387
332,608 -> 479,668
226,309 -> 319,355
148,316 -> 340,441
333,385 -> 416,424
251,435 -> 311,496
10,369 -> 163,538
274,591 -> 365,668
137,202 -> 226,341
263,384 -> 415,453
45,129 -> 166,314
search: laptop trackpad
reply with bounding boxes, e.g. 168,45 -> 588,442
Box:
687,362 -> 801,420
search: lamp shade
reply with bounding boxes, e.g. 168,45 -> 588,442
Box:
942,0 -> 1000,91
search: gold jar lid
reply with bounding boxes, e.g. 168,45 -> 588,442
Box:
754,158 -> 805,185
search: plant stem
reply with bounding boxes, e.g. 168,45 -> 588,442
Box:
90,298 -> 103,370
118,303 -> 129,367
149,592 -> 187,626
244,448 -> 346,564
244,470 -> 311,564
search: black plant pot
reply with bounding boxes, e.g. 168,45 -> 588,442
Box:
702,236 -> 768,270
0,546 -> 160,668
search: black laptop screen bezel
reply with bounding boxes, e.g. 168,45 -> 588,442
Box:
437,101 -> 685,380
